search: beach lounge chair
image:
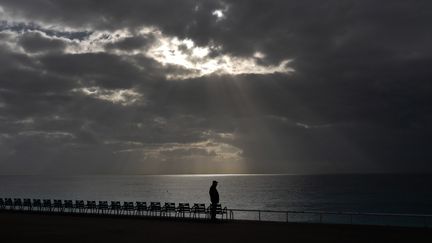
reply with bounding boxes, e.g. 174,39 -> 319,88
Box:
42,199 -> 52,211
135,202 -> 147,216
5,198 -> 13,210
13,198 -> 23,210
206,204 -> 228,220
162,202 -> 176,217
86,201 -> 97,214
122,202 -> 135,215
97,201 -> 109,214
110,201 -> 122,215
176,203 -> 191,218
148,202 -> 161,216
23,198 -> 32,211
53,200 -> 64,212
64,200 -> 74,213
75,200 -> 85,213
191,203 -> 207,218
32,199 -> 42,211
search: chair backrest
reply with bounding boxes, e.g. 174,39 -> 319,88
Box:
193,203 -> 206,213
178,203 -> 191,212
64,200 -> 73,208
53,200 -> 63,208
136,202 -> 147,211
0,198 -> 4,206
123,202 -> 134,211
110,201 -> 121,210
23,198 -> 32,207
213,204 -> 227,214
43,199 -> 52,207
164,202 -> 176,211
75,200 -> 85,208
86,201 -> 96,208
32,199 -> 42,207
98,201 -> 108,209
14,198 -> 23,206
150,202 -> 161,211
5,198 -> 13,206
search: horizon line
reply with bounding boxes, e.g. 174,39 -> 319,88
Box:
1,172 -> 431,177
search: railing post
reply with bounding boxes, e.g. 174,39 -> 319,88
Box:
350,214 -> 353,225
258,211 -> 261,221
286,212 -> 289,223
320,213 -> 322,223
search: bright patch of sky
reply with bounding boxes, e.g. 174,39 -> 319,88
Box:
212,9 -> 225,19
72,87 -> 144,106
115,139 -> 243,162
146,29 -> 294,79
1,21 -> 294,79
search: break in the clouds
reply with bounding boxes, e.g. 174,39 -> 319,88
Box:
0,0 -> 432,174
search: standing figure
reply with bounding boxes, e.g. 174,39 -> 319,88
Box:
209,180 -> 219,220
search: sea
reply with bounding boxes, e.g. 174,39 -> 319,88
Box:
1,174 -> 431,226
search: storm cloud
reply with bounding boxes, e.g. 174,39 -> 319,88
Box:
0,0 -> 431,174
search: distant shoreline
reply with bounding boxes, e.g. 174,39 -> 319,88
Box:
1,211 -> 431,243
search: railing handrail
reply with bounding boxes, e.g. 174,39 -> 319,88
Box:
228,208 -> 432,218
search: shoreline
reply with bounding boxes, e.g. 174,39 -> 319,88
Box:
1,211 -> 431,243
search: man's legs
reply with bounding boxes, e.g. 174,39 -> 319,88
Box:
211,203 -> 216,220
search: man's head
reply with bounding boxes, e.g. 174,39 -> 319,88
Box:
212,180 -> 218,186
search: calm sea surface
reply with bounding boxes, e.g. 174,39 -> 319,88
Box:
1,174 -> 431,215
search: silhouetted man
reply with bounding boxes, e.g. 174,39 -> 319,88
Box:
209,180 -> 219,220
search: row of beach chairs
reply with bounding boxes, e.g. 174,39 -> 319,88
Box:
0,198 -> 228,219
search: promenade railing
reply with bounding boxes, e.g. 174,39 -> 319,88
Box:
227,208 -> 432,228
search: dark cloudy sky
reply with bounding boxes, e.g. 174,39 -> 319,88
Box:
0,1 -> 431,175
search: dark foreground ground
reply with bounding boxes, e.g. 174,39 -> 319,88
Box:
0,211 -> 431,243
